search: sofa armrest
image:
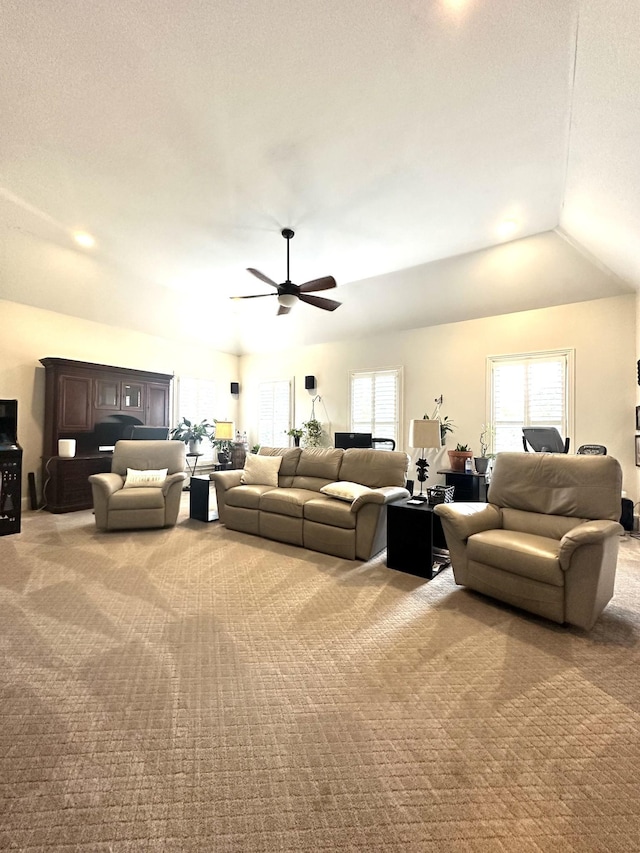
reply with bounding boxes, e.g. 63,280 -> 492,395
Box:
88,472 -> 125,498
350,486 -> 410,512
434,502 -> 502,539
559,520 -> 623,570
210,469 -> 243,490
162,472 -> 187,495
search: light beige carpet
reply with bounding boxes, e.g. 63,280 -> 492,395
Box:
1,501 -> 640,852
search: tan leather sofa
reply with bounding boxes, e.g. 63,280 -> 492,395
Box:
434,452 -> 623,629
89,440 -> 187,531
210,446 -> 410,560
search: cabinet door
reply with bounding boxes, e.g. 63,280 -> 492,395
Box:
94,378 -> 120,410
146,383 -> 170,426
59,375 -> 92,431
122,382 -> 144,412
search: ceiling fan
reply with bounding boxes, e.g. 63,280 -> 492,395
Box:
232,228 -> 341,315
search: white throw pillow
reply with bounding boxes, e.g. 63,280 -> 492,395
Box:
320,481 -> 373,502
123,468 -> 168,489
241,454 -> 282,487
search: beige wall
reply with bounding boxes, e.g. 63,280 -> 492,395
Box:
4,293 -> 636,513
0,299 -> 239,507
240,294 -> 637,500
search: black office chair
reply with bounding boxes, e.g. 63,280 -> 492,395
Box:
522,427 -> 570,453
371,438 -> 396,451
577,444 -> 607,455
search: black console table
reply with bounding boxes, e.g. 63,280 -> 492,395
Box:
386,499 -> 449,579
437,469 -> 488,502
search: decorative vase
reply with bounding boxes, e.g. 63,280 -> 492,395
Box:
447,450 -> 474,472
188,439 -> 202,454
293,436 -> 300,447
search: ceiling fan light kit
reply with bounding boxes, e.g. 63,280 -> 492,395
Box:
232,228 -> 341,315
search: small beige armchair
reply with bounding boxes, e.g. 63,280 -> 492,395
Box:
434,452 -> 623,629
89,440 -> 187,531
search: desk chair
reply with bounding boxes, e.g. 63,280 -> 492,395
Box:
522,427 -> 570,453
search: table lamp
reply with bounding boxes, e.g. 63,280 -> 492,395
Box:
214,420 -> 234,463
408,418 -> 442,501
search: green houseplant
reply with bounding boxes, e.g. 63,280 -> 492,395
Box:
447,442 -> 474,472
302,418 -> 323,447
286,427 -> 304,447
170,418 -> 215,453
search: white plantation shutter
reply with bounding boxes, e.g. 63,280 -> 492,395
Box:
258,379 -> 291,447
350,368 -> 401,445
175,377 -> 217,463
490,351 -> 572,453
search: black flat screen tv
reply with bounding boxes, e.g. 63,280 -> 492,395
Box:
334,432 -> 373,449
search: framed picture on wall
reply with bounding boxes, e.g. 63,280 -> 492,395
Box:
635,436 -> 640,467
636,406 -> 640,430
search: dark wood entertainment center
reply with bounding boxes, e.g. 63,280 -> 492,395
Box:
40,357 -> 173,513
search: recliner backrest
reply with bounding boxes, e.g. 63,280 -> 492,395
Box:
111,440 -> 186,476
488,452 -> 622,521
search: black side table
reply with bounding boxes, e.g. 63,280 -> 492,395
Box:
437,469 -> 488,502
386,499 -> 450,579
189,475 -> 219,522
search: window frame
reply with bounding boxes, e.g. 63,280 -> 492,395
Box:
487,349 -> 575,455
173,375 -> 218,465
257,377 -> 293,448
348,366 -> 403,449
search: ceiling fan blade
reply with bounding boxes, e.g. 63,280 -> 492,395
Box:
247,268 -> 279,288
230,292 -> 276,300
299,293 -> 341,312
277,304 -> 292,316
298,275 -> 337,294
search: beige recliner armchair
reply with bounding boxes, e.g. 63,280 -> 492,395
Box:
434,452 -> 623,629
89,440 -> 187,531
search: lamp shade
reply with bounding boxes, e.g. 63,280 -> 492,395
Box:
409,418 -> 441,450
215,421 -> 234,441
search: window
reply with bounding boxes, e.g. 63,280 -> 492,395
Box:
258,379 -> 292,447
174,376 -> 217,463
489,350 -> 573,454
349,367 -> 402,446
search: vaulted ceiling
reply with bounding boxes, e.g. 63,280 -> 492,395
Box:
1,0 -> 638,354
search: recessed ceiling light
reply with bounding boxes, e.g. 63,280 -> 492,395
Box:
73,231 -> 95,249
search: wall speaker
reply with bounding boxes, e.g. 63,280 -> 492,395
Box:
230,382 -> 240,395
305,375 -> 316,390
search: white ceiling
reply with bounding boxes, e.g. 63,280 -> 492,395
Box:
1,0 -> 638,355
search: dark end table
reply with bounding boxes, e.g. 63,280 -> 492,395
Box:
189,475 -> 219,522
386,498 -> 450,579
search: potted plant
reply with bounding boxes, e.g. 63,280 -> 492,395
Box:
447,443 -> 474,472
302,418 -> 324,447
286,427 -> 304,447
474,424 -> 495,474
170,417 -> 215,454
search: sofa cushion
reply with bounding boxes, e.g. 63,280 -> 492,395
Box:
258,447 -> 302,478
320,481 -> 374,503
226,484 -> 277,510
259,488 -> 319,519
110,487 -> 166,510
304,496 -> 357,529
339,448 -> 409,488
296,447 -> 344,480
241,454 -> 282,486
468,529 -> 564,586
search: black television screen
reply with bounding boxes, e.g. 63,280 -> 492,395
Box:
334,432 -> 373,449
